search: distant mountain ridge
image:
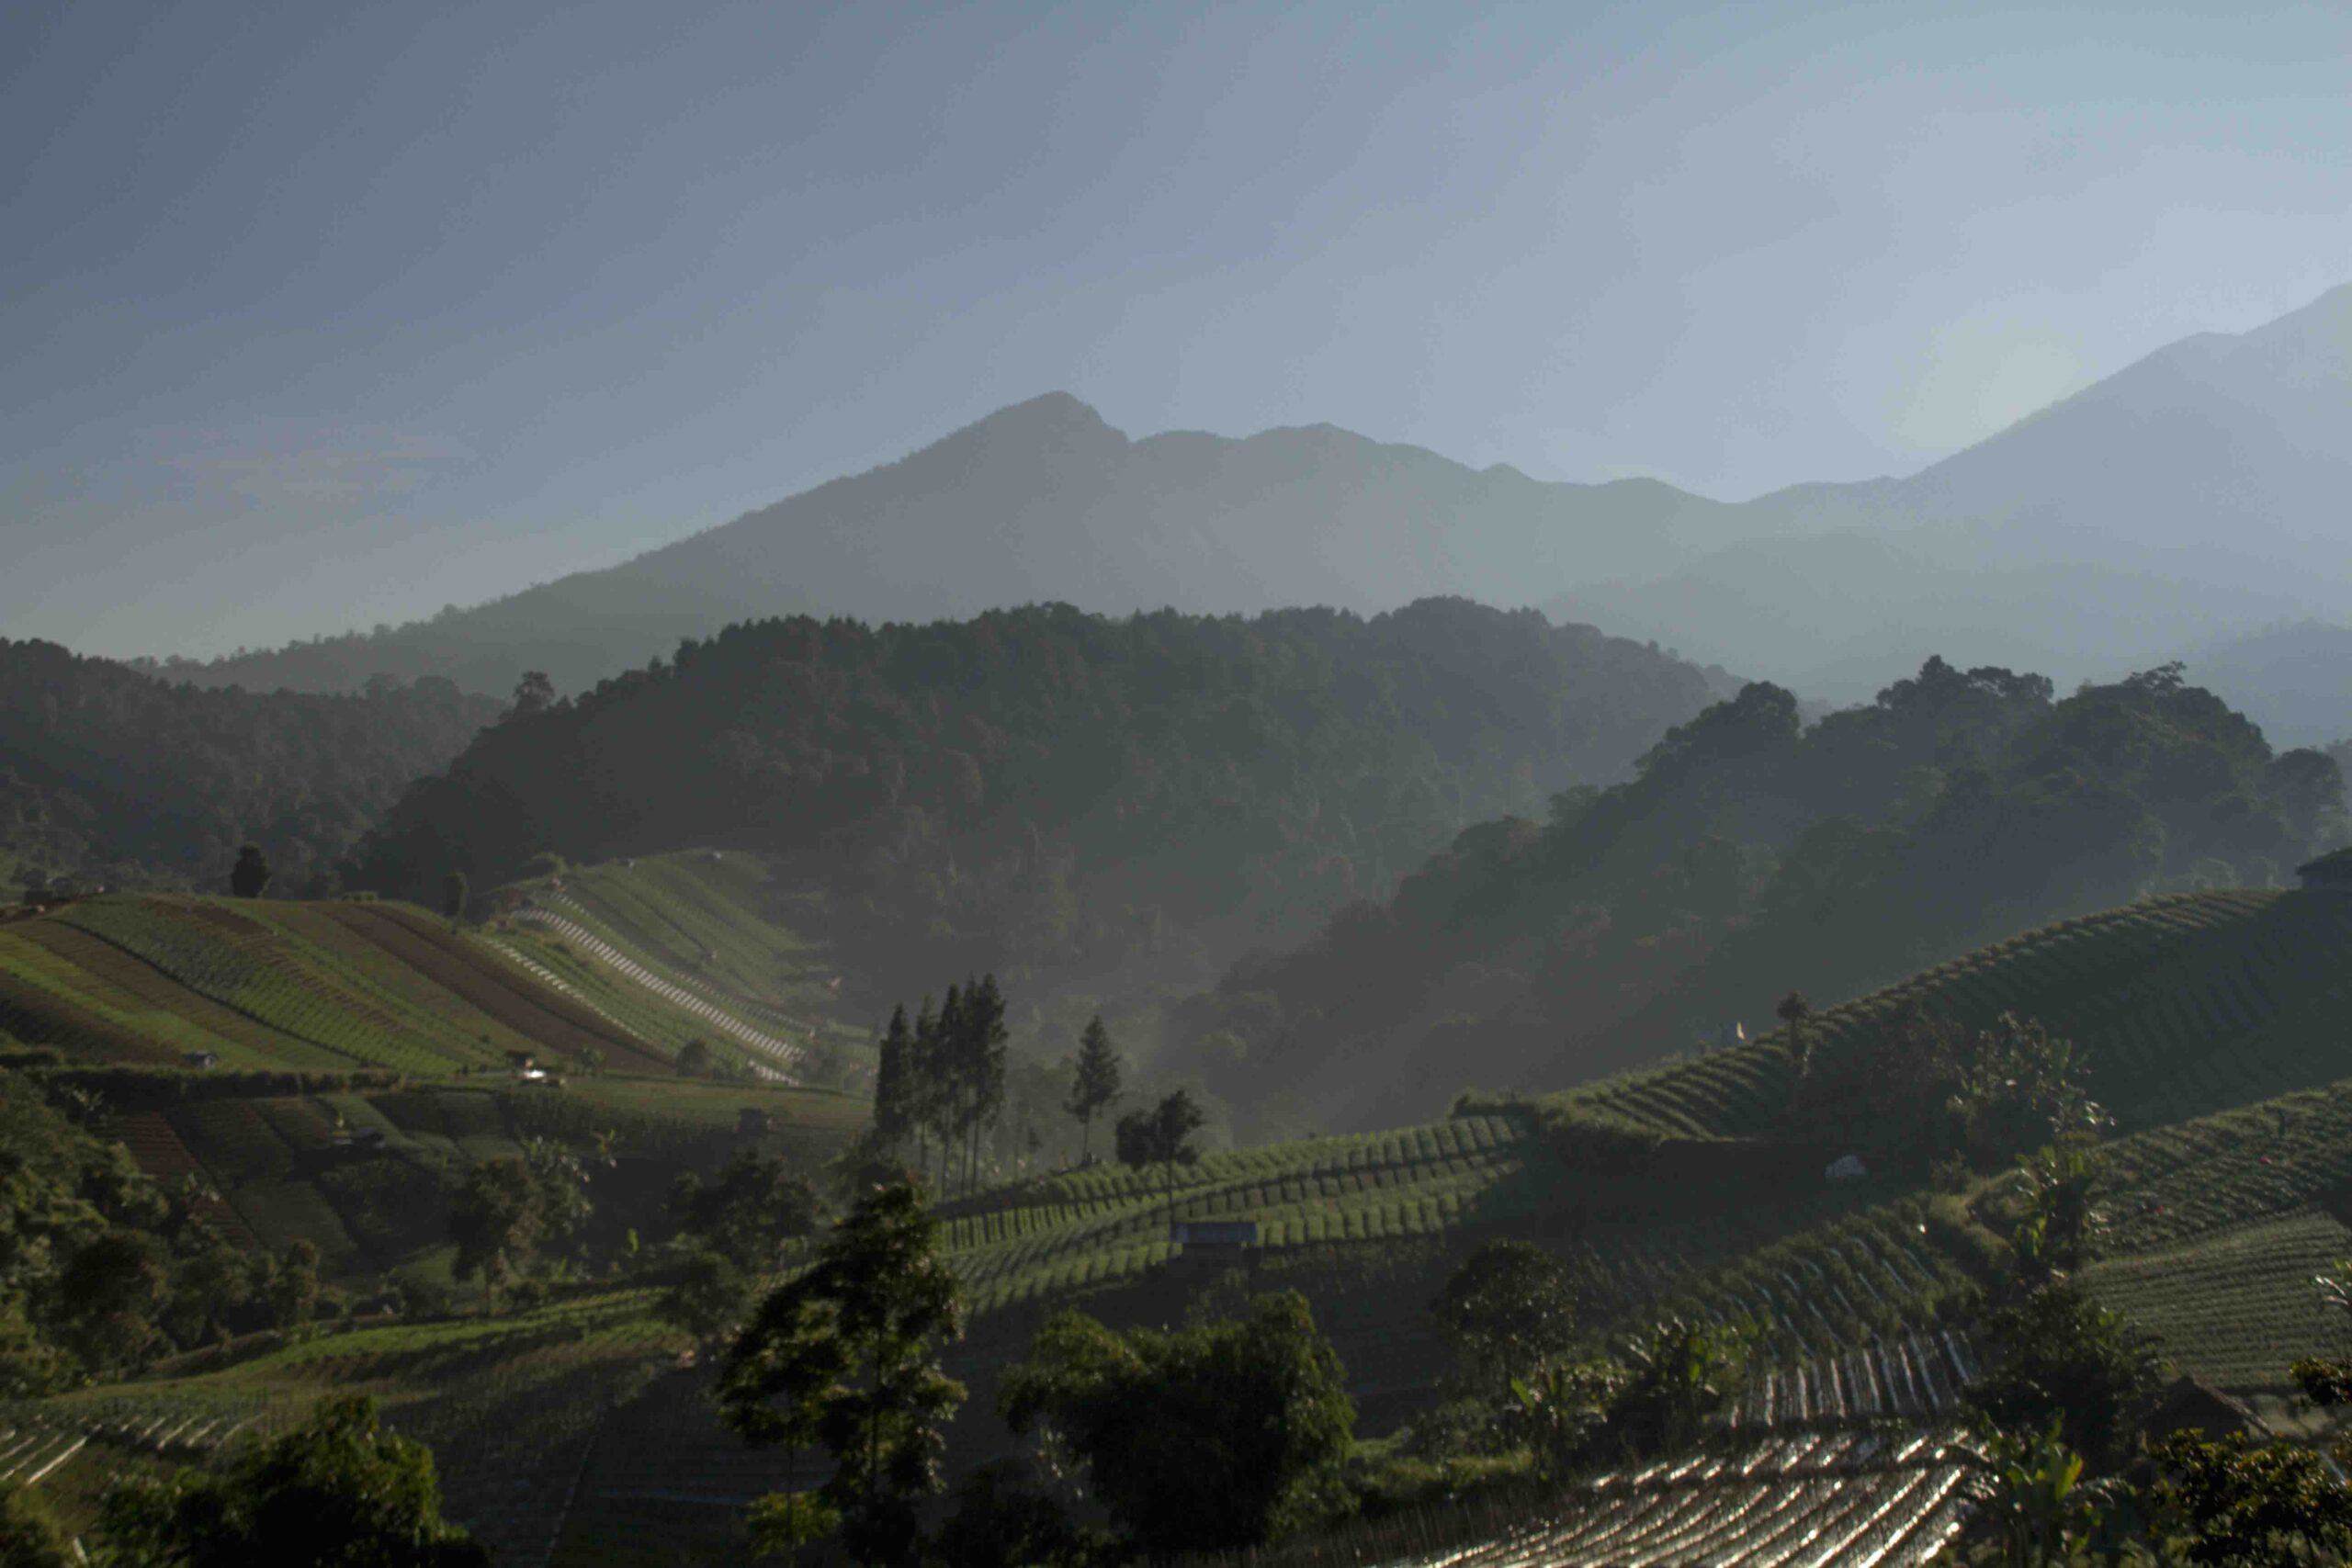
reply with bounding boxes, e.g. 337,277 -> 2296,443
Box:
156,286 -> 2352,739
1551,282 -> 2352,715
158,391 -> 1758,699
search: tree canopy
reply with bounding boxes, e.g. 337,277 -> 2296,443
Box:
1000,1292 -> 1355,1555
0,639 -> 498,897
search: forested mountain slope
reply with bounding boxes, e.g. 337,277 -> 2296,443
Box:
0,641 -> 502,896
345,599 -> 1731,1010
1172,659 -> 2349,1132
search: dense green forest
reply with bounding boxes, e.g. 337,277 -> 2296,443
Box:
0,641 -> 503,897
1170,658 -> 2352,1131
346,599 -> 1730,999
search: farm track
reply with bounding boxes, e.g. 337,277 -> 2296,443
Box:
512,905 -> 805,1076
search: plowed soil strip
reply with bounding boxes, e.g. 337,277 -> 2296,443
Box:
322,906 -> 667,1073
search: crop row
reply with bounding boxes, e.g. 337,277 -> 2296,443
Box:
2080,1209 -> 2352,1390
955,1113 -> 1530,1219
53,898 -> 481,1074
1386,1430 -> 1974,1568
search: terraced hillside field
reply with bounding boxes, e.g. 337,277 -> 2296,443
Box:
935,1112 -> 1552,1314
1289,1430 -> 1975,1568
1497,889 -> 2352,1145
0,895 -> 673,1074
39,1288 -> 681,1568
485,852 -> 869,1077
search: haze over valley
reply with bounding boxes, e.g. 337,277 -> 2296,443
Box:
7,4 -> 2352,1565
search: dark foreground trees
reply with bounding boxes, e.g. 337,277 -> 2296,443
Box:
1001,1292 -> 1354,1556
719,1179 -> 965,1564
1962,1282 -> 2163,1472
1430,1239 -> 1580,1395
100,1395 -> 487,1566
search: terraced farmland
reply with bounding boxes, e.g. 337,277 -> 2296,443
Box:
0,895 -> 671,1073
937,1114 -> 1549,1312
2079,1210 -> 2352,1390
1257,1430 -> 1977,1568
41,1288 -> 683,1567
1505,889 -> 2352,1145
488,852 -> 866,1063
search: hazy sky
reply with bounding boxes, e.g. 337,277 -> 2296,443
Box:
5,0 -> 2348,659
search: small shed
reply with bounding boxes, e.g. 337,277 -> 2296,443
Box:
1714,1022 -> 1747,1054
183,1051 -> 220,1072
738,1108 -> 778,1136
1170,1221 -> 1259,1250
1825,1154 -> 1869,1181
2297,848 -> 2352,894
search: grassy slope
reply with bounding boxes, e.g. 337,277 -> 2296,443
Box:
0,894 -> 673,1074
481,852 -> 871,1074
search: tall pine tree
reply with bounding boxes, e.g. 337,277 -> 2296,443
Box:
960,976 -> 1010,1196
871,1005 -> 917,1151
910,996 -> 940,1179
931,987 -> 965,1195
1065,1015 -> 1124,1163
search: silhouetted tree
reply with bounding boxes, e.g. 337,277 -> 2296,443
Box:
1116,1090 -> 1205,1202
1776,990 -> 1815,1075
1064,1015 -> 1124,1163
229,844 -> 271,899
959,975 -> 1010,1194
440,871 -> 468,919
870,1007 -> 917,1150
509,670 -> 555,718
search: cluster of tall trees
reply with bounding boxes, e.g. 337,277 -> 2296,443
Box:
344,600 -> 1729,993
0,638 -> 501,897
867,987 -> 1204,1197
1174,658 -> 2352,1131
868,978 -> 1012,1196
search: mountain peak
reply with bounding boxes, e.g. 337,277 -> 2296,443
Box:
966,391 -> 1114,438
